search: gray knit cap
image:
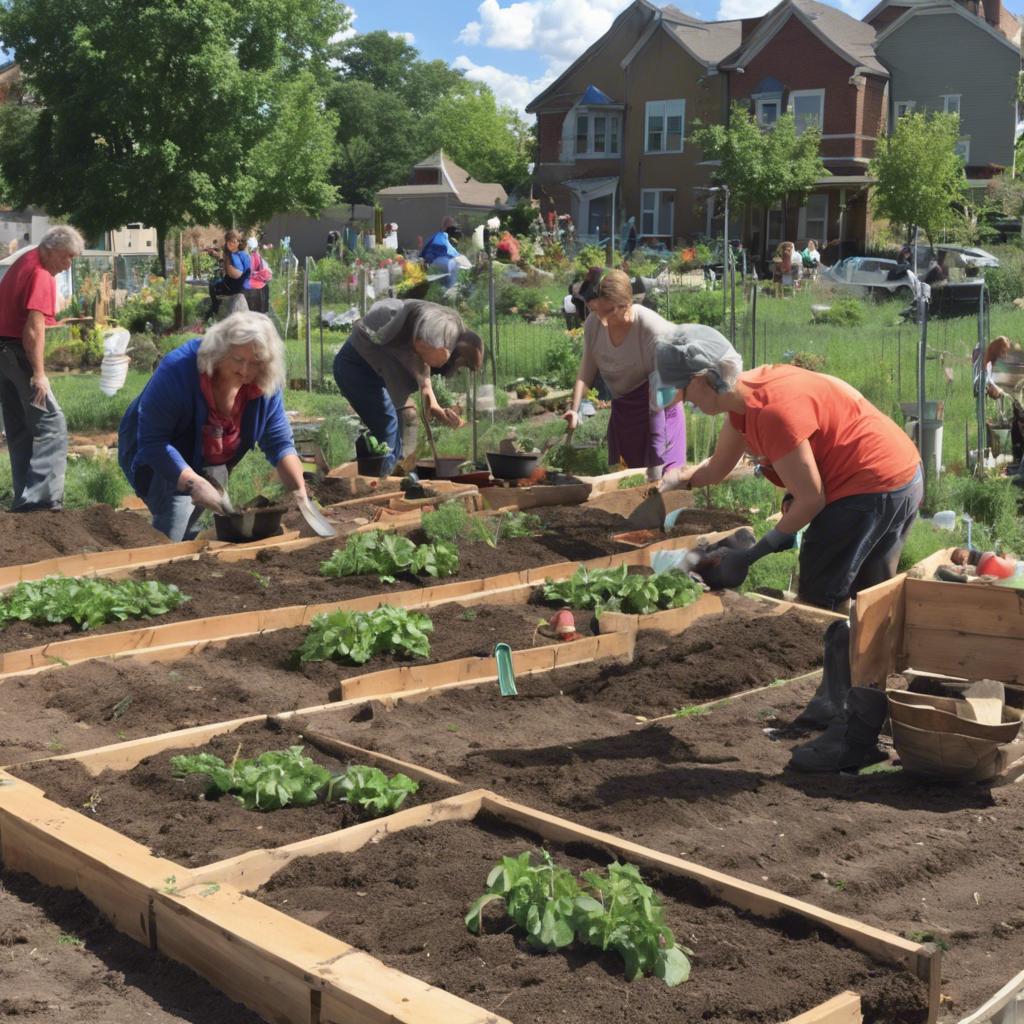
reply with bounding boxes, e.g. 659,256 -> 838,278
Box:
654,324 -> 742,394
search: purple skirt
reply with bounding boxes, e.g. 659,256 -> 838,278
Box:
606,381 -> 686,471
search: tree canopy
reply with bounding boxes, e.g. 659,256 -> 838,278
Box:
326,30 -> 532,204
0,0 -> 343,247
870,111 -> 966,244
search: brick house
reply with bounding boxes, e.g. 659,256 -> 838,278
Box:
717,0 -> 890,260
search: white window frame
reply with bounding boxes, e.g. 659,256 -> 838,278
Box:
574,108 -> 621,158
640,188 -> 675,238
788,88 -> 825,134
894,100 -> 916,118
943,94 -> 961,116
755,96 -> 781,127
954,138 -> 970,163
644,99 -> 685,154
798,193 -> 828,244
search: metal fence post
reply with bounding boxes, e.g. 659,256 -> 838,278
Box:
976,284 -> 987,477
304,257 -> 313,391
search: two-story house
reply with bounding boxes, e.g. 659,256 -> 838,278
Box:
526,0 -> 739,247
866,0 -> 1020,180
718,0 -> 890,258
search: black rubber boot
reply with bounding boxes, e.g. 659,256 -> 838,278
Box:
792,620 -> 851,729
788,686 -> 888,772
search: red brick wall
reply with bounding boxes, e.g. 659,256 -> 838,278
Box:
537,112 -> 565,163
866,5 -> 910,30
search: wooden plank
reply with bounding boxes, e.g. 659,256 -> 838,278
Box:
598,592 -> 724,635
785,991 -> 862,1024
958,967 -> 1024,1024
743,592 -> 849,623
647,669 -> 824,722
904,577 -> 1024,643
850,575 -> 906,686
906,547 -> 957,580
904,627 -> 1024,685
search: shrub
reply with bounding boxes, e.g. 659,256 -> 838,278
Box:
658,289 -> 725,328
542,329 -> 583,388
812,298 -> 864,326
785,351 -> 826,372
115,276 -> 202,334
574,243 -> 620,276
982,246 -> 1024,303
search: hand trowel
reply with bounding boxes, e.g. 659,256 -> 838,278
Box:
625,489 -> 667,531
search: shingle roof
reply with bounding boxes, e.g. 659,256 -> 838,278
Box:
388,150 -> 507,207
665,17 -> 744,64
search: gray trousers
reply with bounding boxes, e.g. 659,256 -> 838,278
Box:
0,341 -> 68,510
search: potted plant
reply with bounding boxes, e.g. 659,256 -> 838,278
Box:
356,434 -> 390,477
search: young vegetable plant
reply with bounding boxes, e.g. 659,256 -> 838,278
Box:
541,564 -> 701,615
0,576 -> 187,631
320,532 -> 458,583
297,605 -> 433,665
171,746 -> 419,816
363,434 -> 390,456
466,851 -> 691,986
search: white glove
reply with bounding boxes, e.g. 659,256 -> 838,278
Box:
183,475 -> 225,513
658,467 -> 692,493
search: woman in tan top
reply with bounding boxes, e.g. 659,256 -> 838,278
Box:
563,269 -> 685,478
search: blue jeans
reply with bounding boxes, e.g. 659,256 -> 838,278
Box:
798,466 -> 924,610
143,471 -> 204,541
333,341 -> 402,474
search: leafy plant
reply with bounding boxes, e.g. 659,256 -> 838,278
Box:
617,474 -> 647,489
541,565 -> 701,615
297,606 -> 433,665
320,532 -> 459,583
812,298 -> 863,326
466,850 -> 690,986
172,746 -> 419,816
0,576 -> 187,631
362,434 -> 390,456
467,510 -> 545,547
421,500 -> 469,544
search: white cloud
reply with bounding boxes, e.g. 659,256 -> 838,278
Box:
456,0 -> 624,63
388,30 -> 416,43
715,0 -> 775,19
453,55 -> 556,117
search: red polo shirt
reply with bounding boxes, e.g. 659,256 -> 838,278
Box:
0,248 -> 57,340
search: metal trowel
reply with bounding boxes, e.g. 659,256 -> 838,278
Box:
625,489 -> 667,531
960,679 -> 1005,726
295,493 -> 337,538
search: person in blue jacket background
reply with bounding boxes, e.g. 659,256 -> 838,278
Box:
419,217 -> 462,288
118,312 -> 309,540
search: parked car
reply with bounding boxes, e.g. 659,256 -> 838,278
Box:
930,244 -> 999,271
820,257 -> 917,300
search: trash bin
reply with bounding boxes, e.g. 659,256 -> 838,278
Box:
901,401 -> 944,477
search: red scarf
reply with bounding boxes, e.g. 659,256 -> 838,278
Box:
199,373 -> 262,465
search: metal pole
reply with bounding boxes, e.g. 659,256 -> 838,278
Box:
319,283 -> 325,385
722,188 -> 729,331
976,284 -> 987,476
175,231 -> 185,329
304,258 -> 313,391
470,369 -> 479,468
916,290 -> 929,493
750,280 -> 758,367
487,252 -> 498,390
729,239 -> 737,348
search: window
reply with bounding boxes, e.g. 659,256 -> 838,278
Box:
798,194 -> 828,244
788,89 -> 825,134
641,189 -> 675,238
894,100 -> 915,118
645,99 -> 685,153
943,94 -> 961,116
954,138 -> 970,163
574,110 -> 621,157
756,98 -> 780,127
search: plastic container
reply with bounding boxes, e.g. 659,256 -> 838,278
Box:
931,510 -> 956,530
213,499 -> 287,543
356,453 -> 389,477
486,451 -> 541,480
99,354 -> 131,396
415,456 -> 466,480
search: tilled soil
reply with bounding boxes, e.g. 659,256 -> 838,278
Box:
254,815 -> 927,1024
0,505 -> 633,654
293,676 -> 1024,1021
0,601 -> 593,766
0,505 -> 166,568
13,720 -> 455,868
0,868 -> 261,1023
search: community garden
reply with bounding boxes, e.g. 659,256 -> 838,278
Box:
3,235 -> 1024,1024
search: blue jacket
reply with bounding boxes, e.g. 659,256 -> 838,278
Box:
420,231 -> 458,264
118,337 -> 297,496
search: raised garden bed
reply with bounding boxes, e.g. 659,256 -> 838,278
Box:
12,718 -> 457,868
0,505 -> 635,655
181,792 -> 932,1024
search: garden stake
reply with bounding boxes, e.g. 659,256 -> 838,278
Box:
495,643 -> 518,696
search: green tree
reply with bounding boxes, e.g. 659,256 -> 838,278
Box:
692,104 -> 826,254
870,110 -> 966,246
0,0 -> 343,267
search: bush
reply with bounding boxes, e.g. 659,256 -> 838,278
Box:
983,250 -> 1024,303
542,329 -> 583,388
658,289 -> 725,328
785,351 -> 826,372
574,243 -> 620,276
496,282 -> 548,318
812,298 -> 864,326
115,276 -> 202,334
129,333 -> 160,372
534,238 -> 568,273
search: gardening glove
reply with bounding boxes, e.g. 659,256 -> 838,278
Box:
183,475 -> 226,514
694,527 -> 795,591
658,466 -> 696,493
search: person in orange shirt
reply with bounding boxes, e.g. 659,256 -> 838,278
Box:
654,325 -> 923,772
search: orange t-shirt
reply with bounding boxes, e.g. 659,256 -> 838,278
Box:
728,365 -> 921,504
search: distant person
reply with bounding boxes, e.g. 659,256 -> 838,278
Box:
621,216 -> 637,255
801,240 -> 821,273
420,217 -> 462,288
973,335 -> 1011,401
568,266 -> 603,323
0,225 -> 84,511
382,222 -> 399,250
924,250 -> 948,286
244,238 -> 273,315
206,229 -> 251,318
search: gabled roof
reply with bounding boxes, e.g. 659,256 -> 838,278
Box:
580,84 -> 616,105
387,149 -> 507,207
873,0 -> 1020,52
526,0 -> 659,113
664,17 -> 743,65
721,0 -> 887,76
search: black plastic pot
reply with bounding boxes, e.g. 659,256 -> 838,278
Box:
486,451 -> 541,481
356,453 -> 389,477
213,498 -> 287,543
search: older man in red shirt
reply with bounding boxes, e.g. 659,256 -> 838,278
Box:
0,225 -> 84,510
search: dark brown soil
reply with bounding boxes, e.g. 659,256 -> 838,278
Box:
665,508 -> 751,537
0,868 -> 262,1023
0,601 -> 593,766
0,505 -> 165,568
307,476 -> 401,504
0,504 -> 632,654
13,720 -> 454,868
254,814 -> 927,1024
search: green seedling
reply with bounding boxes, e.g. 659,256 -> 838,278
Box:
46,739 -> 64,753
363,434 -> 390,456
45,654 -> 70,667
459,608 -> 477,622
58,933 -> 84,947
296,606 -> 433,665
248,569 -> 271,589
543,564 -> 701,616
617,474 -> 647,489
109,695 -> 132,721
673,705 -> 711,718
830,879 -> 847,891
162,876 -> 179,895
320,532 -> 458,584
859,761 -> 902,776
905,930 -> 950,951
199,884 -> 221,898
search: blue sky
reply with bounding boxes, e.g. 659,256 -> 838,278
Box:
344,0 -> 894,116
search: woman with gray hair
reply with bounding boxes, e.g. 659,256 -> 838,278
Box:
118,311 -> 309,540
333,298 -> 483,475
653,324 -> 923,772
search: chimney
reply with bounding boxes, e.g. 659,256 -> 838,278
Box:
981,0 -> 1001,26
